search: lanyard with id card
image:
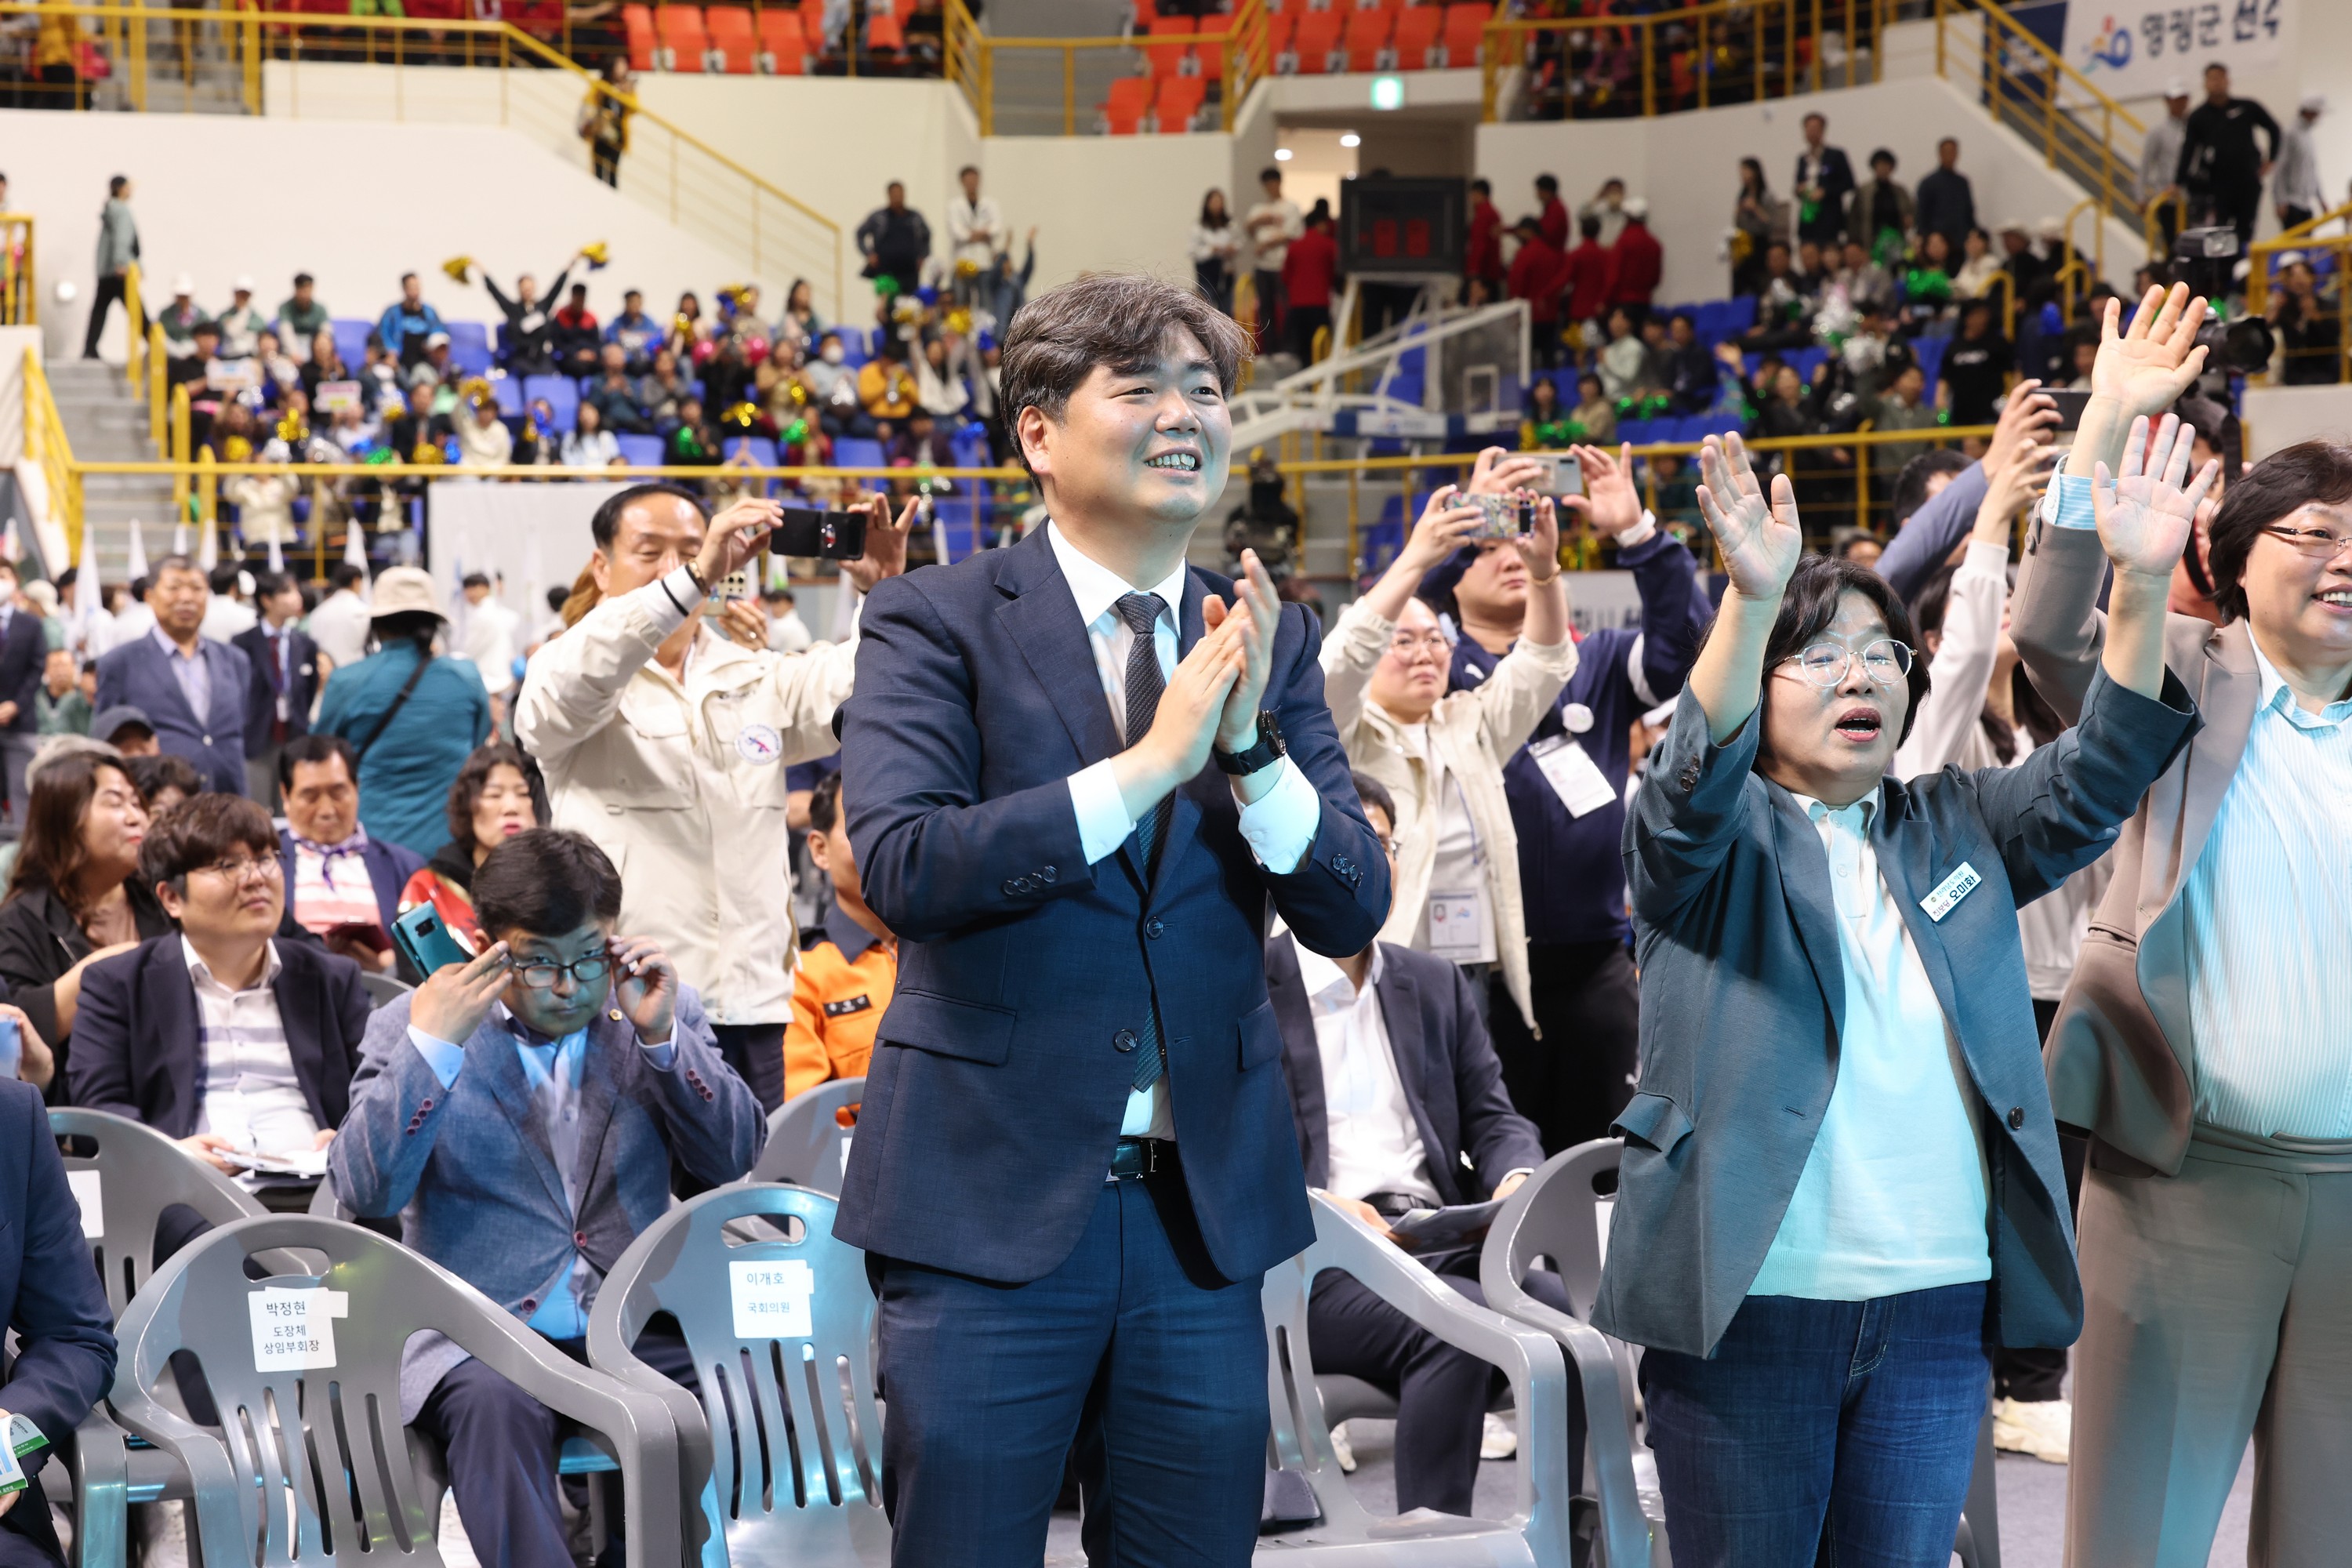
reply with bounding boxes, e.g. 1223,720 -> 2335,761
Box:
1528,733 -> 1618,818
1426,887 -> 1487,960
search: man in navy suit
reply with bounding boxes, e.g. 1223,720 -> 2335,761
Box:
836,273 -> 1389,1566
0,562 -> 46,843
230,571 -> 325,811
93,554 -> 249,797
1795,111 -> 1857,248
0,1078 -> 117,1568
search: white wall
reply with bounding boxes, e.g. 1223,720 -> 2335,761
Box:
1477,72 -> 2148,307
2241,383 -> 2352,459
3,106 -> 768,364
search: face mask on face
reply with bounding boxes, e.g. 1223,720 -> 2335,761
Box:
822,345 -> 844,365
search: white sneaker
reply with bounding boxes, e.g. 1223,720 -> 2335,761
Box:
1328,1421 -> 1357,1473
1480,1412 -> 1519,1461
1991,1396 -> 2071,1464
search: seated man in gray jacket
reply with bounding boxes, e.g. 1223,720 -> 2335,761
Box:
329,828 -> 765,1568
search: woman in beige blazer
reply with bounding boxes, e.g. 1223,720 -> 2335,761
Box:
1321,485 -> 1576,1033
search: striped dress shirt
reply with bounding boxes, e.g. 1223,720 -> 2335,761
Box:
187,938 -> 320,1158
2183,636 -> 2352,1138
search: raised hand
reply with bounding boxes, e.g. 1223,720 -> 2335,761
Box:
1513,495 -> 1563,580
844,492 -> 917,593
694,497 -> 782,585
1984,378 -> 2060,474
1465,445 -> 1548,497
1396,485 -> 1486,573
2093,412 -> 2220,582
1201,547 -> 1283,753
408,941 -> 513,1047
607,935 -> 679,1044
1563,442 -> 1641,535
1695,434 -> 1802,600
2091,284 -> 2212,419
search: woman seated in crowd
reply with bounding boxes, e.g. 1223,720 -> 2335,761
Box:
775,277 -> 825,354
399,742 -> 548,947
561,401 -> 622,470
124,753 -> 202,819
0,746 -> 172,1095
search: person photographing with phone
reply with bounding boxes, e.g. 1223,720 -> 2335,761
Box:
516,485 -> 910,1112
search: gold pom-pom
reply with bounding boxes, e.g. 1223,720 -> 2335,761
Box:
459,376 -> 495,408
223,435 -> 253,463
580,241 -> 611,268
786,382 -> 810,407
945,307 -> 973,336
442,256 -> 474,285
954,258 -> 980,279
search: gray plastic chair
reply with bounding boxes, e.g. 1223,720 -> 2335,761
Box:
106,1213 -> 684,1568
589,1181 -> 888,1567
1481,1140 -> 2002,1568
1257,1190 -> 1578,1567
748,1076 -> 863,1192
361,971 -> 413,1008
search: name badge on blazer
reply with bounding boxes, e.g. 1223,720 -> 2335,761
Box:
824,995 -> 873,1018
1920,861 -> 1982,924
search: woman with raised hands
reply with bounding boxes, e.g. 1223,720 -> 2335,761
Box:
1594,428 -> 2208,1568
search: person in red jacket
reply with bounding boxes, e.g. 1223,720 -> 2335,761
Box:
1505,216 -> 1569,367
1608,198 -> 1663,310
1563,214 -> 1614,335
1466,178 -> 1504,292
1282,203 -> 1340,362
1534,172 -> 1570,249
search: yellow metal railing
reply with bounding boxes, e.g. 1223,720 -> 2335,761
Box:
24,352 -> 82,564
0,214 -> 31,327
2245,199 -> 2352,385
1941,0 -> 2143,231
122,262 -> 144,387
1481,0 -> 1875,122
11,2 -> 845,318
946,0 -> 1266,136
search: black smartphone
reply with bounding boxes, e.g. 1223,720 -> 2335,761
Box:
2046,389 -> 2093,431
771,507 -> 869,560
393,904 -> 479,978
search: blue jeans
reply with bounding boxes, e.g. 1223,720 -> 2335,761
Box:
1640,1282 -> 1991,1568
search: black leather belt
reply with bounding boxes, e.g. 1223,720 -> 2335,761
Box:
1362,1190 -> 1428,1219
1106,1137 -> 1178,1183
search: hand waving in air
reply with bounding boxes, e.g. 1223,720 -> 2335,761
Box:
1695,434 -> 1803,601
2091,284 -> 2212,419
2093,413 -> 2221,584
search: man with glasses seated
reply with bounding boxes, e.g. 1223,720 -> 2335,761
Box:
329,828 -> 764,1568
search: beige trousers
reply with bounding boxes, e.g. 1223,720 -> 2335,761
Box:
2066,1149 -> 2352,1568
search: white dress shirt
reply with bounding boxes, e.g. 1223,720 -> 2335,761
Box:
1047,522 -> 1323,1141
2182,633 -> 2352,1138
187,938 -> 320,1159
1748,791 -> 1992,1301
947,194 -> 1006,271
1294,942 -> 1441,1207
305,589 -> 372,671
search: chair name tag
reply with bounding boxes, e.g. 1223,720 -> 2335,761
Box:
730,1258 -> 815,1341
249,1286 -> 349,1372
1920,861 -> 1982,924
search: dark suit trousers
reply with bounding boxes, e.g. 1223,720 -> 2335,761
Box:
1487,941 -> 1640,1158
411,1330 -> 699,1568
873,1173 -> 1266,1567
1993,997 -> 2087,1404
710,1022 -> 784,1114
1308,1248 -> 1581,1517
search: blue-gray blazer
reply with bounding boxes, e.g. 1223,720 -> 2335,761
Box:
1595,666 -> 2196,1358
328,986 -> 766,1417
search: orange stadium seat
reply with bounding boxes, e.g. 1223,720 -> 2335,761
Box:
1266,10 -> 1297,64
1155,73 -> 1207,131
1342,5 -> 1389,69
1194,15 -> 1227,79
867,9 -> 906,58
704,6 -> 756,71
1290,8 -> 1341,71
1392,3 -> 1441,67
621,2 -> 658,70
1103,74 -> 1154,133
757,3 -> 806,71
1437,1 -> 1488,67
1144,16 -> 1196,76
802,0 -> 829,57
655,5 -> 708,71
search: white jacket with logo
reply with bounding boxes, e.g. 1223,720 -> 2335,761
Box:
516,569 -> 855,1025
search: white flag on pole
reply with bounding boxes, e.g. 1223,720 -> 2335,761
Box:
266,535 -> 285,575
343,518 -> 368,591
195,517 -> 220,572
171,521 -> 189,557
125,520 -> 151,583
71,524 -> 103,659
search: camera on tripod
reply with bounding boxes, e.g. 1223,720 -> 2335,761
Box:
2165,225 -> 2276,382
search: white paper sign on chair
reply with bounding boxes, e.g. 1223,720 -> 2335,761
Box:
729,1258 -> 815,1341
249,1287 -> 350,1371
67,1171 -> 103,1240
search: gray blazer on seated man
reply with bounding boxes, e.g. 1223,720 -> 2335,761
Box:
329,827 -> 764,1568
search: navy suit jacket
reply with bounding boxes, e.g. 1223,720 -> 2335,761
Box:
276,828 -> 424,939
1267,935 -> 1542,1207
0,608 -> 44,735
93,633 -> 251,795
0,1080 -> 117,1566
836,525 -> 1390,1286
230,622 -> 321,757
66,935 -> 372,1139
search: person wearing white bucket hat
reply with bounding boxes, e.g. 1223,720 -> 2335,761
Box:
212,275 -> 270,360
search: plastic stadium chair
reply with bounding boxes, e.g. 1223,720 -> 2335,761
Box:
359,971 -> 412,1008
1258,1191 -> 1577,1565
1102,73 -> 1153,133
1342,5 -> 1390,70
331,318 -> 372,371
705,6 -> 757,71
622,2 -> 657,69
522,373 -> 579,430
590,1185 -> 889,1567
800,0 -> 828,57
1290,8 -> 1342,71
1392,3 -> 1442,67
757,2 -> 806,71
865,8 -> 905,63
492,375 -> 525,417
1436,0 -> 1489,67
723,434 -> 780,467
655,4 -> 707,71
1155,72 -> 1207,131
749,1076 -> 863,1191
1143,14 -> 1196,76
107,1214 -> 684,1568
616,433 -> 666,466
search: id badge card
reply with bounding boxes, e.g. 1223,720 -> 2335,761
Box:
1528,734 -> 1617,818
1427,888 -> 1485,960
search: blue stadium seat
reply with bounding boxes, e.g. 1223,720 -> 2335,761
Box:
1617,419 -> 1661,445
1786,347 -> 1828,385
723,436 -> 780,466
445,321 -> 494,378
615,433 -> 664,467
331,318 -> 372,369
1912,335 -> 1947,397
831,437 -> 888,488
523,374 -> 579,431
492,376 -> 524,416
1361,493 -> 1406,578
834,332 -> 869,369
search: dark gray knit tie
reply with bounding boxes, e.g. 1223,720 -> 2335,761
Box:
1116,591 -> 1170,1093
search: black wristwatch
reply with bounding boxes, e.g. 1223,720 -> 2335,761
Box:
1213,710 -> 1287,775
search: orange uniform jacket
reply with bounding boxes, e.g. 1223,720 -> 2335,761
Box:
782,923 -> 897,1102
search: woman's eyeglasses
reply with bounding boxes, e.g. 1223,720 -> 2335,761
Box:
2260,523 -> 2352,561
1780,639 -> 1913,688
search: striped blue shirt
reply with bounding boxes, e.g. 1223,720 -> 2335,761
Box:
2183,634 -> 2352,1138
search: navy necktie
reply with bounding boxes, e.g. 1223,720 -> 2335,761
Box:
1114,591 -> 1169,1093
